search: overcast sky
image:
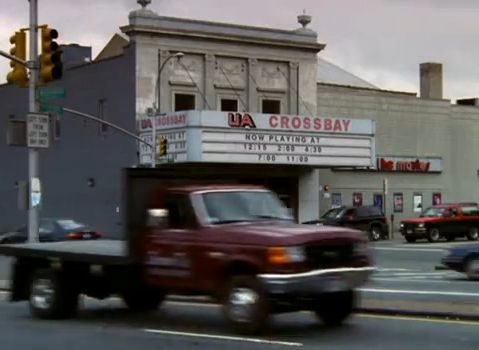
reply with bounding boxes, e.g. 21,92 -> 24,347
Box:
1,0 -> 479,100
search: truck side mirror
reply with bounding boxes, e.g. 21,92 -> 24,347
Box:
147,208 -> 169,228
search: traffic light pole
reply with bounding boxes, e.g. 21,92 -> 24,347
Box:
28,0 -> 40,242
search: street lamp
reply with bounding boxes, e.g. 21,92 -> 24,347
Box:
151,52 -> 184,168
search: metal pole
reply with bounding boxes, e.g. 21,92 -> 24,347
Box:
28,0 -> 39,243
151,120 -> 156,168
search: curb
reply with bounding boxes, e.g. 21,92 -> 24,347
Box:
356,307 -> 479,322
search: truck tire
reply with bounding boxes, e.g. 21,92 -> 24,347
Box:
467,227 -> 479,241
427,228 -> 441,243
222,275 -> 270,334
369,225 -> 382,241
314,290 -> 355,327
121,288 -> 164,312
29,269 -> 78,320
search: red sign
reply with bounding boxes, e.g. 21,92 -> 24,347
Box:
269,115 -> 351,132
228,113 -> 256,128
377,158 -> 431,172
140,114 -> 187,129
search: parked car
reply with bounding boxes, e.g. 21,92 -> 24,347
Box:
0,218 -> 101,244
303,205 -> 389,241
439,244 -> 479,280
400,203 -> 479,243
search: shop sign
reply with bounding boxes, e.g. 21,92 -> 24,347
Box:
376,156 -> 442,173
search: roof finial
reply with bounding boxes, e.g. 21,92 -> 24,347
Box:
137,0 -> 151,9
297,10 -> 312,28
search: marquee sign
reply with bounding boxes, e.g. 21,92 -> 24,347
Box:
138,111 -> 375,167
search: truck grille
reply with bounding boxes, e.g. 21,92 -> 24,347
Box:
305,242 -> 355,269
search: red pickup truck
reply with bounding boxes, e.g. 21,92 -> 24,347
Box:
400,203 -> 479,243
0,168 -> 373,334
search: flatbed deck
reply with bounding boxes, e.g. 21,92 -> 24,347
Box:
0,240 -> 131,265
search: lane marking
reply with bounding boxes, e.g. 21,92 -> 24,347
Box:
373,247 -> 444,252
356,313 -> 479,326
143,328 -> 303,347
359,287 -> 479,297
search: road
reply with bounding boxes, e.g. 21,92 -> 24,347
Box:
0,291 -> 478,350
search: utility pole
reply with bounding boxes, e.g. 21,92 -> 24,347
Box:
28,0 -> 39,242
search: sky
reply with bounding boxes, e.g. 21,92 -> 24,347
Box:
1,0 -> 479,100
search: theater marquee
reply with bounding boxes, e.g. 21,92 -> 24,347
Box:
138,111 -> 375,167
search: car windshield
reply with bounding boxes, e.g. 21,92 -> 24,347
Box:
421,207 -> 447,217
200,190 -> 293,224
321,207 -> 343,219
56,219 -> 87,230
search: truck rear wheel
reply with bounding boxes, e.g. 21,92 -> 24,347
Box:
314,290 -> 355,327
222,275 -> 270,334
369,226 -> 382,241
121,288 -> 164,312
29,269 -> 78,320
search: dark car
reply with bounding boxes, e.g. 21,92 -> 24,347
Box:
303,205 -> 389,241
0,218 -> 101,244
440,244 -> 479,280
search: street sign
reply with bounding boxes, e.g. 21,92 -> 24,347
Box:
27,113 -> 50,148
39,87 -> 66,100
39,102 -> 63,114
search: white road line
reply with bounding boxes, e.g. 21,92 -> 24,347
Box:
359,288 -> 479,297
143,329 -> 303,347
373,247 -> 445,252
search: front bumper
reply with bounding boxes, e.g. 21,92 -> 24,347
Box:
258,266 -> 375,295
400,226 -> 427,238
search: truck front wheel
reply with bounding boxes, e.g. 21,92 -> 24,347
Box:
222,275 -> 270,334
314,290 -> 355,327
29,269 -> 79,320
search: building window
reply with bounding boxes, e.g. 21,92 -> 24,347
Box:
220,98 -> 238,112
175,93 -> 196,112
262,99 -> 281,114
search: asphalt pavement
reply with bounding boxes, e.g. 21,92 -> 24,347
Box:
0,292 -> 478,350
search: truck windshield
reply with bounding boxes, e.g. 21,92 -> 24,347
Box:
421,207 -> 446,217
201,190 -> 294,224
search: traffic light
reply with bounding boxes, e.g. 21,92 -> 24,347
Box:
40,26 -> 62,83
6,31 -> 28,87
159,136 -> 168,156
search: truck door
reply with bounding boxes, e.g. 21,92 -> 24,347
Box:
144,193 -> 199,291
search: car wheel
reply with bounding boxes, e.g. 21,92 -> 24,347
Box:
29,269 -> 78,319
405,236 -> 416,243
314,290 -> 356,327
222,275 -> 270,334
465,256 -> 479,280
467,227 -> 479,241
427,228 -> 440,243
369,226 -> 382,241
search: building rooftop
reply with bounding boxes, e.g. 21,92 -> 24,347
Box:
317,57 -> 379,89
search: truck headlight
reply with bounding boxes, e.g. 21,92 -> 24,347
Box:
268,246 -> 306,264
400,223 -> 404,228
418,223 -> 425,228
